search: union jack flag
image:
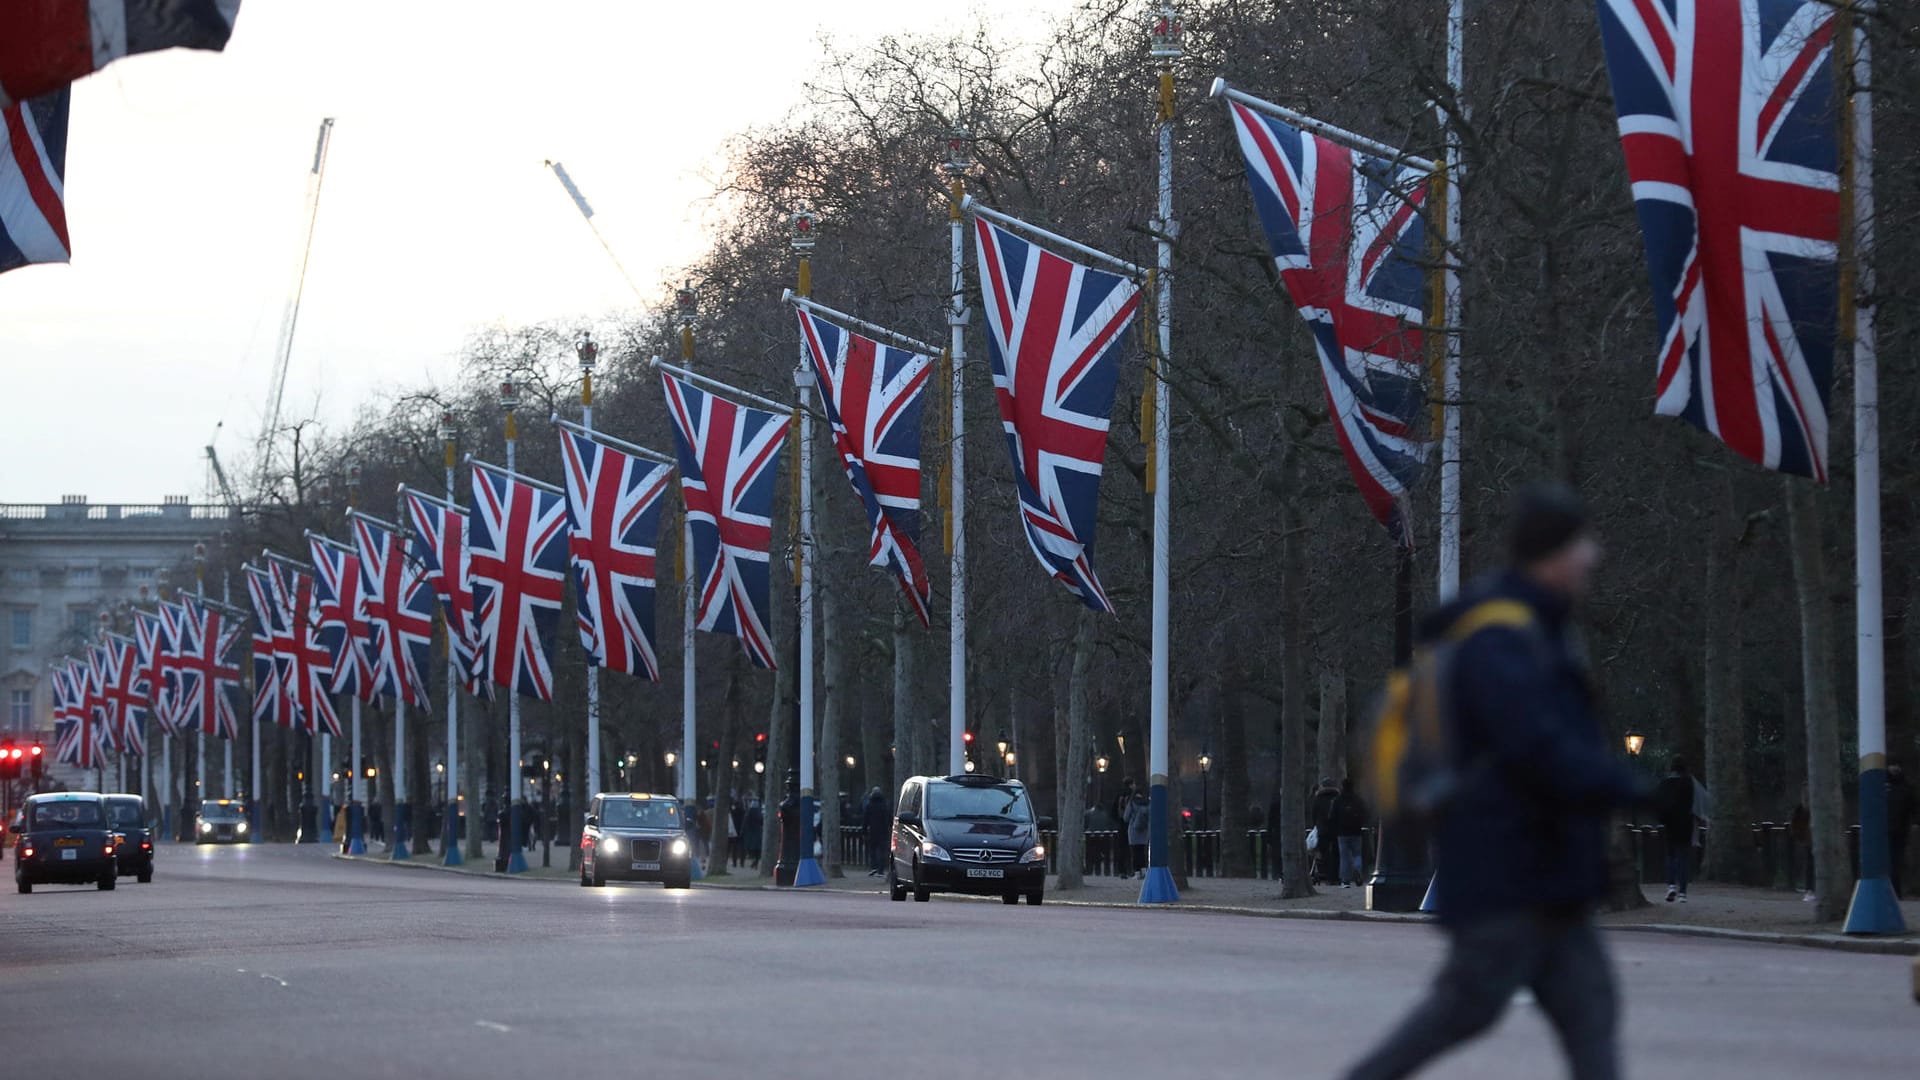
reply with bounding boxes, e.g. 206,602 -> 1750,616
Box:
973,216 -> 1140,613
661,372 -> 791,668
51,660 -> 101,768
269,560 -> 340,736
405,489 -> 492,700
92,636 -> 147,755
1226,101 -> 1432,538
559,429 -> 674,681
468,464 -> 569,699
1597,0 -> 1839,479
175,598 -> 241,739
307,536 -> 378,702
132,606 -> 178,733
0,1 -> 242,107
352,513 -> 434,707
243,566 -> 283,729
796,309 -> 934,625
0,89 -> 68,274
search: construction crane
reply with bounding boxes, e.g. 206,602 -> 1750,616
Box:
204,439 -> 241,516
252,117 -> 336,497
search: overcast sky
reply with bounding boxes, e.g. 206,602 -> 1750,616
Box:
0,1 -> 1066,504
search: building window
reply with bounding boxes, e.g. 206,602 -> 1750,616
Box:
71,608 -> 94,636
8,608 -> 28,649
68,566 -> 98,586
131,566 -> 156,582
5,567 -> 32,587
7,689 -> 29,728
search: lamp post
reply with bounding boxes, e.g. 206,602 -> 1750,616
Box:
439,410 -> 464,865
1624,731 -> 1646,828
501,378 -> 527,874
1198,751 -> 1212,829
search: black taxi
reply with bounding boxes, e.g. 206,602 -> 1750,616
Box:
579,793 -> 693,889
104,793 -> 155,883
889,774 -> 1046,905
196,799 -> 250,844
15,792 -> 120,893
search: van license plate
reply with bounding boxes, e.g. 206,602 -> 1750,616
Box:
965,868 -> 1004,879
631,861 -> 660,871
61,849 -> 77,861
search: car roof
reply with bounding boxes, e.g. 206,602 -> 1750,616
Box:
595,792 -> 678,801
912,774 -> 1023,788
26,791 -> 104,803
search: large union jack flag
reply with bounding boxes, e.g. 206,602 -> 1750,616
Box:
1226,102 -> 1432,538
0,1 -> 242,108
270,560 -> 340,736
308,536 -> 379,702
973,216 -> 1140,613
243,566 -> 283,729
468,464 -> 569,699
405,489 -> 492,700
559,429 -> 674,681
132,606 -> 178,734
174,598 -> 241,739
91,636 -> 147,755
796,309 -> 935,626
1597,0 -> 1840,479
352,513 -> 434,707
661,372 -> 791,668
51,660 -> 102,769
0,89 -> 68,274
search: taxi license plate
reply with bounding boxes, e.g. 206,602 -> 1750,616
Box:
631,861 -> 660,871
61,849 -> 78,861
965,868 -> 1004,879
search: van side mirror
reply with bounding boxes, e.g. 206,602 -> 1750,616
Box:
896,811 -> 920,827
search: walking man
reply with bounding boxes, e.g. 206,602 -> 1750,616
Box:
1332,778 -> 1368,888
862,787 -> 890,877
1344,483 -> 1648,1080
1653,756 -> 1697,902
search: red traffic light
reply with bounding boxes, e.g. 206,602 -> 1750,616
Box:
754,732 -> 767,743
962,731 -> 974,744
29,744 -> 42,756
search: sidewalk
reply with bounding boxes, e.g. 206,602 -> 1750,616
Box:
335,846 -> 1920,956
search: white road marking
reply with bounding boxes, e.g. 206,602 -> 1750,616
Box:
259,974 -> 288,988
475,1020 -> 511,1033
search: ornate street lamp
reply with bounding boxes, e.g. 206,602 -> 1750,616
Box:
1095,755 -> 1109,774
1624,731 -> 1645,757
664,750 -> 677,768
845,754 -> 857,769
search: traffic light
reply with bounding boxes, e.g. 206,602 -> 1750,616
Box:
962,730 -> 975,746
29,743 -> 44,781
0,741 -> 17,780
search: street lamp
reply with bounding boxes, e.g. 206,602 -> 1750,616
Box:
1198,750 -> 1213,829
1095,755 -> 1109,774
664,751 -> 677,768
845,754 -> 857,769
963,760 -> 976,773
996,734 -> 1009,758
754,761 -> 766,775
1624,731 -> 1645,757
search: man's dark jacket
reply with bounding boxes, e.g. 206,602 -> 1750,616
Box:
1428,571 -> 1647,925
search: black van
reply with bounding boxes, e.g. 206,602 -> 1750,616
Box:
104,794 -> 155,883
889,775 -> 1046,905
15,792 -> 119,893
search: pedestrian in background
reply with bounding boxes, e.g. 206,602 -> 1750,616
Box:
743,798 -> 764,865
862,787 -> 889,877
1344,483 -> 1648,1080
1310,777 -> 1340,885
1332,778 -> 1368,889
1887,762 -> 1913,898
1124,788 -> 1149,880
1654,756 -> 1696,903
1115,779 -> 1139,876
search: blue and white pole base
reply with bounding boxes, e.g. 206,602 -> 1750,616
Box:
793,792 -> 825,887
347,802 -> 367,855
1844,763 -> 1907,934
1419,873 -> 1439,914
391,801 -> 411,861
443,799 -> 463,866
1138,778 -> 1179,904
506,803 -> 529,874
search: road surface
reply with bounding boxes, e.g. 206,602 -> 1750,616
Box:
1,844 -> 1912,1078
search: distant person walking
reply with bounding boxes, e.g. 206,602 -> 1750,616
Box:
1344,483 -> 1648,1080
862,787 -> 890,877
1332,778 -> 1368,888
1114,779 -> 1139,876
1654,756 -> 1697,903
1310,778 -> 1340,885
1124,789 -> 1149,880
1887,763 -> 1913,899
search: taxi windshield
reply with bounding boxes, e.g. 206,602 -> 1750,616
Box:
926,783 -> 1034,823
30,801 -> 105,829
201,803 -> 243,822
107,802 -> 146,826
601,799 -> 679,829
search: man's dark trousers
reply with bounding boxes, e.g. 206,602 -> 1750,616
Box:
1344,911 -> 1620,1080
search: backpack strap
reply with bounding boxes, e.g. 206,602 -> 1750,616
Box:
1445,599 -> 1533,643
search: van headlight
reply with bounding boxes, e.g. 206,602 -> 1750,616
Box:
669,837 -> 689,856
920,840 -> 951,861
1020,845 -> 1047,864
601,837 -> 620,855
198,821 -> 212,834
237,821 -> 249,834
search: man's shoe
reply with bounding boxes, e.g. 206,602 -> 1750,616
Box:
1678,892 -> 1688,903
1665,887 -> 1677,902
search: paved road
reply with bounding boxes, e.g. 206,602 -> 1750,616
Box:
1,844 -> 1912,1079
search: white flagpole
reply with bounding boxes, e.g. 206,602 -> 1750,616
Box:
793,211 -> 825,886
1438,0 -> 1464,601
195,547 -> 206,815
945,134 -> 970,776
440,414 -> 463,865
1841,3 -> 1902,935
580,339 -> 601,815
676,295 -> 698,813
222,571 -> 233,798
1141,6 -> 1181,905
502,382 -> 528,873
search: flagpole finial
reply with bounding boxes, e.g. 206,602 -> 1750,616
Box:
576,332 -> 598,409
789,206 -> 819,253
1149,4 -> 1185,62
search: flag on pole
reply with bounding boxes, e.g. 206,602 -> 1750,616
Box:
972,216 -> 1140,613
0,1 -> 243,107
352,514 -> 434,707
269,560 -> 339,736
1596,0 -> 1840,479
659,372 -> 791,669
1225,101 -> 1432,538
132,606 -> 177,733
795,308 -> 935,625
558,429 -> 674,681
0,89 -> 68,274
308,536 -> 378,702
404,490 -> 492,700
51,660 -> 100,767
467,463 -> 569,699
89,637 -> 146,754
175,598 -> 241,739
242,566 -> 283,729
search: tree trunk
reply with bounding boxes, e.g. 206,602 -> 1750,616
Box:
1786,479 -> 1849,922
565,729 -> 583,870
1217,672 -> 1253,878
409,694 -> 430,857
1316,663 -> 1348,787
758,639 -> 793,876
1277,440 -> 1313,899
818,562 -> 843,878
1703,483 -> 1752,881
860,695 -> 886,810
707,660 -> 742,876
1056,611 -> 1097,889
372,707 -> 396,850
891,605 -> 916,803
463,697 -> 487,860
